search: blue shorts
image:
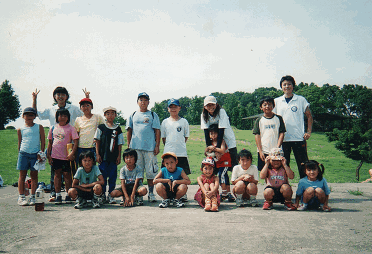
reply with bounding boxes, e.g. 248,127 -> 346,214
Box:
17,152 -> 38,171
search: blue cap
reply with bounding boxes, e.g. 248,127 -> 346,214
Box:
167,98 -> 180,107
137,92 -> 150,100
23,107 -> 37,115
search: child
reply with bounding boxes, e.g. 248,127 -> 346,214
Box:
94,106 -> 124,204
295,160 -> 331,211
231,149 -> 259,207
253,96 -> 286,171
47,109 -> 79,205
110,148 -> 148,207
260,148 -> 296,210
361,169 -> 372,183
16,107 -> 45,206
126,92 -> 161,202
194,157 -> 220,212
154,152 -> 191,208
161,98 -> 190,201
204,124 -> 235,202
74,98 -> 105,165
68,151 -> 104,209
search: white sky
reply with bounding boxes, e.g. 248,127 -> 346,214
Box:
1,0 -> 371,127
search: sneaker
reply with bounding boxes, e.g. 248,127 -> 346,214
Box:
175,199 -> 185,208
227,193 -> 236,202
108,195 -> 116,204
220,194 -> 228,201
242,198 -> 249,206
135,196 -> 144,206
250,198 -> 259,207
65,196 -> 73,204
236,197 -> 244,207
320,204 -> 331,212
120,199 -> 124,206
148,193 -> 157,202
49,191 -> 56,202
297,204 -> 308,211
74,198 -> 87,209
18,196 -> 28,206
159,199 -> 170,208
284,201 -> 297,211
92,199 -> 101,208
180,194 -> 188,202
55,195 -> 62,205
263,201 -> 273,210
29,196 -> 36,206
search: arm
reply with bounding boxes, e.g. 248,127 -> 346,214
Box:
32,89 -> 40,111
295,195 -> 301,208
67,139 -> 79,161
80,174 -> 104,189
260,157 -> 271,179
17,128 -> 22,151
304,106 -> 313,140
185,137 -> 188,142
172,170 -> 191,190
116,144 -> 122,165
47,139 -> 53,165
216,128 -> 225,148
126,128 -> 132,148
204,129 -> 211,146
95,140 -> 102,164
255,134 -> 265,162
282,158 -> 294,179
121,180 -> 131,207
82,88 -> 90,98
153,171 -> 170,186
210,175 -> 220,194
277,132 -> 284,148
39,125 -> 45,152
162,137 -> 166,145
130,178 -> 142,204
154,129 -> 160,155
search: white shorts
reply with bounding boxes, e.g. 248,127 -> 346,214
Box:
135,150 -> 159,179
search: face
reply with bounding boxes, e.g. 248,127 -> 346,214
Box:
163,157 -> 178,172
281,80 -> 294,96
209,130 -> 218,141
306,167 -> 319,181
57,114 -> 68,125
239,157 -> 252,170
168,104 -> 181,116
54,93 -> 68,104
82,157 -> 94,170
270,159 -> 282,169
204,103 -> 216,114
202,164 -> 214,177
104,110 -> 116,123
80,103 -> 92,114
137,97 -> 149,111
124,155 -> 136,167
260,101 -> 274,115
23,113 -> 36,122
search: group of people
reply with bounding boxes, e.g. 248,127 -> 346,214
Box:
16,75 -> 331,212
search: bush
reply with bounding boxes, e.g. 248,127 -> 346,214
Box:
5,126 -> 15,130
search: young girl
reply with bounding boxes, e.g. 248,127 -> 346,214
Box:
47,109 -> 79,205
194,157 -> 220,212
16,107 -> 45,206
295,160 -> 331,211
205,124 -> 234,202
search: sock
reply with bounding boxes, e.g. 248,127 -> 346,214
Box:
56,192 -> 61,197
149,185 -> 154,194
250,195 -> 256,200
236,194 -> 243,199
19,194 -> 25,198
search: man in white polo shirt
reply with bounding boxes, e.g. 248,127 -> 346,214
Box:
273,75 -> 313,179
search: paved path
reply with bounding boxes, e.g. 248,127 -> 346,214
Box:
1,183 -> 372,253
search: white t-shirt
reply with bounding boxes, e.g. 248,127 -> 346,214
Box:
200,108 -> 237,149
37,103 -> 83,126
231,164 -> 259,182
273,94 -> 310,142
75,114 -> 105,148
161,117 -> 189,157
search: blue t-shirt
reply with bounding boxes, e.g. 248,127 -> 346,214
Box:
296,177 -> 331,201
74,165 -> 102,185
126,111 -> 160,151
161,167 -> 183,181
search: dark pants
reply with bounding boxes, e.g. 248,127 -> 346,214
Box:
282,141 -> 308,179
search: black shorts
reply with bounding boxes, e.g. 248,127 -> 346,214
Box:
162,182 -> 180,199
161,157 -> 190,175
75,188 -> 94,200
52,159 -> 71,173
115,183 -> 141,196
265,186 -> 285,203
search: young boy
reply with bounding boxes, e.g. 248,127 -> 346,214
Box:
126,92 -> 160,202
260,148 -> 296,210
231,149 -> 259,207
253,96 -> 286,171
161,98 -> 190,201
74,98 -> 105,166
68,151 -> 104,209
110,148 -> 148,207
16,107 -> 45,206
154,152 -> 191,208
94,106 -> 124,203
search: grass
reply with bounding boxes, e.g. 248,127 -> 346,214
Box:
347,189 -> 364,196
1,126 -> 372,185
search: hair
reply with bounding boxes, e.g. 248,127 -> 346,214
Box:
259,96 -> 275,108
202,103 -> 221,123
79,150 -> 96,167
280,75 -> 296,88
55,108 -> 70,124
122,148 -> 138,163
238,149 -> 253,161
53,87 -> 69,103
301,160 -> 325,180
208,124 -> 219,133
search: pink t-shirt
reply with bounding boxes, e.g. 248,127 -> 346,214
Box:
266,167 -> 288,188
48,124 -> 79,160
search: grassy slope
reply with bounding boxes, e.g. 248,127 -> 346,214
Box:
1,126 -> 371,185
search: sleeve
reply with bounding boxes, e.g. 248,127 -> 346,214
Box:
302,96 -> 310,113
231,165 -> 239,182
200,113 -> 208,129
152,112 -> 161,130
94,127 -> 102,140
217,109 -> 231,129
47,127 -> 53,140
252,166 -> 259,181
71,125 -> 79,140
119,167 -> 125,180
126,113 -> 133,130
184,119 -> 190,138
252,117 -> 261,135
296,180 -> 304,196
323,178 -> 331,195
94,165 -> 102,176
37,108 -> 51,120
277,115 -> 286,133
73,168 -> 81,180
160,120 -> 166,138
117,132 -> 125,145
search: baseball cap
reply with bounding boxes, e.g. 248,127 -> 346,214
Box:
269,148 -> 284,160
23,107 -> 37,115
161,152 -> 177,160
79,98 -> 93,105
204,95 -> 217,106
138,92 -> 150,100
202,157 -> 215,166
168,98 -> 180,107
103,106 -> 117,114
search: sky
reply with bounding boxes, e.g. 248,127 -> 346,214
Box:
1,0 -> 371,127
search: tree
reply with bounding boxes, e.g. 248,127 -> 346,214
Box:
0,80 -> 21,130
115,111 -> 126,126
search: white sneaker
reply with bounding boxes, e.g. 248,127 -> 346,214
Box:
159,199 -> 170,208
135,196 -> 144,206
18,196 -> 28,206
148,193 -> 157,202
29,196 -> 36,206
108,195 -> 116,204
236,197 -> 244,207
92,199 -> 101,208
250,198 -> 259,207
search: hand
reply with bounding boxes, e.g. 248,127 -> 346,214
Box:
124,197 -> 132,207
67,153 -> 75,161
303,132 -> 311,140
82,88 -> 90,98
32,89 -> 40,100
205,191 -> 213,198
259,151 -> 265,162
265,156 -> 270,164
116,156 -> 121,165
171,180 -> 177,192
243,175 -> 249,182
153,146 -> 160,155
281,158 -> 287,167
322,204 -> 331,211
247,175 -> 254,182
206,146 -> 214,152
130,195 -> 135,205
37,154 -> 42,162
96,154 -> 102,164
47,155 -> 53,165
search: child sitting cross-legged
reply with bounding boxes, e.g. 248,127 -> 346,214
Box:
154,152 -> 191,208
68,151 -> 104,209
110,148 -> 148,207
260,148 -> 297,211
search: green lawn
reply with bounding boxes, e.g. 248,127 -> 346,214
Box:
1,126 -> 371,185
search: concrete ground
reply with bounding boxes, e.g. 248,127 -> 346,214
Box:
0,183 -> 372,254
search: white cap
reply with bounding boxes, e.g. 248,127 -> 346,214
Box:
204,95 -> 217,106
103,106 -> 117,113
